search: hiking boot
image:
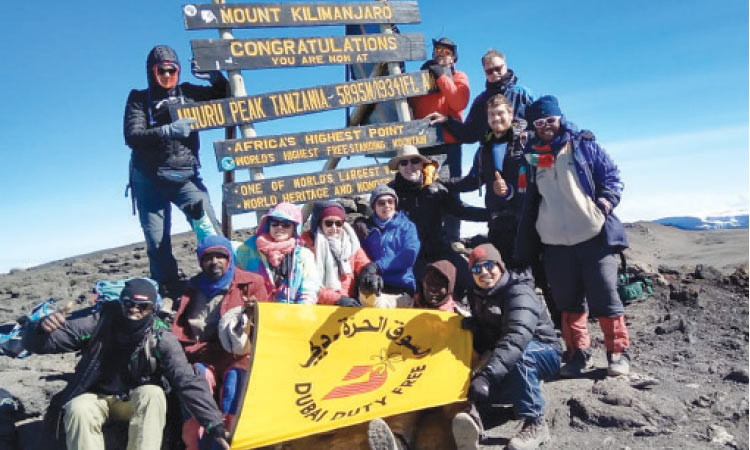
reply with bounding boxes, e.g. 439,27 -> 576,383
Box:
507,417 -> 551,450
367,418 -> 406,450
607,350 -> 631,376
559,348 -> 592,378
452,412 -> 482,450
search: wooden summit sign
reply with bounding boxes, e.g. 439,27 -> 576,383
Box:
191,33 -> 425,71
169,71 -> 437,131
214,119 -> 440,171
183,2 -> 420,30
224,164 -> 395,213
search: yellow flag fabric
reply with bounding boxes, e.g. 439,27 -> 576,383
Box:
230,303 -> 472,449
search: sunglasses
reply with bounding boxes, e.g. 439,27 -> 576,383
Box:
157,67 -> 177,75
533,117 -> 559,128
470,261 -> 497,274
398,157 -> 423,167
323,219 -> 344,228
122,299 -> 153,311
484,65 -> 505,76
433,47 -> 453,57
269,219 -> 294,229
375,197 -> 395,206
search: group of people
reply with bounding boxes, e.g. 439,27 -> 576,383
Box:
23,39 -> 633,450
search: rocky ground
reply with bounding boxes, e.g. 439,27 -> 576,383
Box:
0,222 -> 747,450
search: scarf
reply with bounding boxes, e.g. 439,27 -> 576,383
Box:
484,71 -> 515,95
314,223 -> 360,290
255,233 -> 297,267
525,130 -> 571,169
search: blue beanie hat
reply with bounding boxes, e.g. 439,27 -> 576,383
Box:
525,95 -> 562,124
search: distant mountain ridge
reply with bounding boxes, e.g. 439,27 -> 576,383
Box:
653,214 -> 749,230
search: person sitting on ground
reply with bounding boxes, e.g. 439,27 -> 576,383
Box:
428,48 -> 533,144
192,201 -> 320,304
387,145 -> 488,302
301,200 -> 383,307
437,93 -> 560,327
452,244 -> 561,450
368,259 -> 465,450
22,279 -> 230,450
516,95 -> 631,378
355,184 -> 420,308
171,235 -> 269,450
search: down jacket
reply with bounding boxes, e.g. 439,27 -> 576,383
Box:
124,45 -> 228,174
469,271 -> 561,383
361,211 -> 420,294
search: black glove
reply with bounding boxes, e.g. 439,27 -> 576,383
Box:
207,423 -> 228,441
353,218 -> 370,242
358,263 -> 383,296
191,58 -> 222,84
335,296 -> 362,307
468,374 -> 491,404
182,200 -> 205,221
460,316 -> 476,331
159,118 -> 195,138
428,63 -> 451,80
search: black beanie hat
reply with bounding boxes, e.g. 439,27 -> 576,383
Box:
120,278 -> 158,305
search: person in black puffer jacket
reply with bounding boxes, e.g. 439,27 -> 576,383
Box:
124,45 -> 228,296
387,145 -> 488,302
452,244 -> 561,450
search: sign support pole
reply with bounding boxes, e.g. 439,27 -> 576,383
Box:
213,0 -> 262,237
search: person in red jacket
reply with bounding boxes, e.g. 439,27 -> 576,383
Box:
171,235 -> 269,450
408,37 -> 470,242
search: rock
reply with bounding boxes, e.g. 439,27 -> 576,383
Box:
669,284 -> 703,307
658,265 -> 681,276
707,424 -> 736,447
633,426 -> 658,436
724,368 -> 749,384
692,395 -> 713,408
694,264 -> 722,280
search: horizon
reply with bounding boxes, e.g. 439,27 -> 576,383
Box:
1,0 -> 748,273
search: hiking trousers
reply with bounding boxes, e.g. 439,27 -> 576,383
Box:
132,167 -> 221,285
63,384 -> 167,450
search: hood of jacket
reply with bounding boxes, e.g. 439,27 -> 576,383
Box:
256,202 -> 303,237
146,45 -> 180,93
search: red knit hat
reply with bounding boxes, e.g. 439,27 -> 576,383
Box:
320,205 -> 346,221
468,243 -> 504,269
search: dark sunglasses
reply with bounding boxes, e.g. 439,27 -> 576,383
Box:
398,157 -> 423,167
269,219 -> 293,228
484,65 -> 505,75
323,219 -> 344,228
533,117 -> 559,128
433,47 -> 453,57
157,67 -> 177,75
376,197 -> 395,206
122,299 -> 153,311
470,261 -> 496,274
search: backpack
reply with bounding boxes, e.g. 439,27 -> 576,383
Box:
0,298 -> 57,358
617,253 -> 654,305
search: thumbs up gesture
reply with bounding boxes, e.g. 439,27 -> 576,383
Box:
40,301 -> 73,334
492,171 -> 508,197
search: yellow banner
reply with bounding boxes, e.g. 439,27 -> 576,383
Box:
230,303 -> 472,449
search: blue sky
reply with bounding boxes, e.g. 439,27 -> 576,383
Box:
1,0 -> 747,273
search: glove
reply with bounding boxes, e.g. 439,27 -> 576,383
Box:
460,316 -> 476,332
353,218 -> 370,242
428,63 -> 451,80
207,423 -> 229,441
335,296 -> 362,307
159,118 -> 196,139
182,200 -> 204,221
358,263 -> 383,296
191,58 -> 222,83
467,374 -> 491,404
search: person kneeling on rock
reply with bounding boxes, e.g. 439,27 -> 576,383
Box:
22,279 -> 230,450
453,244 -> 561,450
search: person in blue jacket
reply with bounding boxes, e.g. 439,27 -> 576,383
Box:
357,184 -> 420,308
515,95 -> 631,378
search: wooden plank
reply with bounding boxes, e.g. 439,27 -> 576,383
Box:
183,2 -> 420,30
191,33 -> 425,71
223,164 -> 395,214
214,119 -> 441,171
169,71 -> 437,130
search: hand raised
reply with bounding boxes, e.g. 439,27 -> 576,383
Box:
492,171 -> 508,197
